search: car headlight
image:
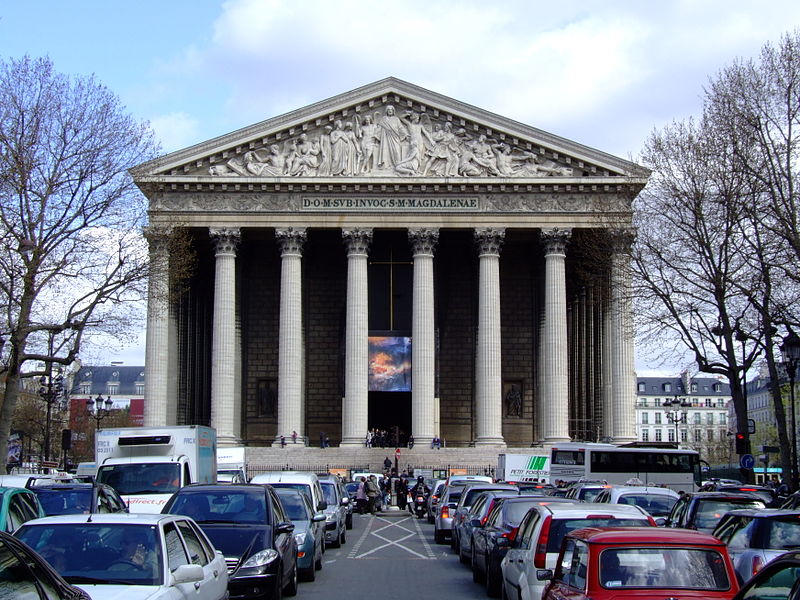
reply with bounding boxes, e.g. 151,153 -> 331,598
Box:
241,549 -> 279,568
294,532 -> 307,545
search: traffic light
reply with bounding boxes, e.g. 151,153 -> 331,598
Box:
735,432 -> 750,455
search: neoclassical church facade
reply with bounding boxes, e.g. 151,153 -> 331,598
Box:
133,78 -> 648,448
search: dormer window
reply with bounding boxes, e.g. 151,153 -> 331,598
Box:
663,383 -> 672,393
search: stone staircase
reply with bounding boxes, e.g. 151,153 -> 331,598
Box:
242,445 -> 543,479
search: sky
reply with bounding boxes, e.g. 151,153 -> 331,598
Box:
2,0 -> 799,376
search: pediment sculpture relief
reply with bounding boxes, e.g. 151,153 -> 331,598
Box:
209,104 -> 574,178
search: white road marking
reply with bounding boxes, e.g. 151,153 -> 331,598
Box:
350,514 -> 436,560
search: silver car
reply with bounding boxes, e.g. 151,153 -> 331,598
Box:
318,476 -> 348,547
712,508 -> 800,584
593,485 -> 680,519
434,485 -> 465,544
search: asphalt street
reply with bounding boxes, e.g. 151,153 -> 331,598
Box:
297,509 -> 488,600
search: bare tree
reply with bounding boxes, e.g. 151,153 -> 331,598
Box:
0,56 -> 159,473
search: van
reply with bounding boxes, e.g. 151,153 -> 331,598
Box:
250,471 -> 328,512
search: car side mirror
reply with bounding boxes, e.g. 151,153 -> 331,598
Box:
313,513 -> 326,522
536,569 -> 553,581
275,521 -> 295,535
655,517 -> 666,526
171,564 -> 204,584
341,497 -> 349,505
470,518 -> 482,528
318,501 -> 328,510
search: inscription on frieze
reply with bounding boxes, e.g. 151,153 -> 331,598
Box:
302,197 -> 479,211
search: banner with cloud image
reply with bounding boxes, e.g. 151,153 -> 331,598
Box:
368,336 -> 411,392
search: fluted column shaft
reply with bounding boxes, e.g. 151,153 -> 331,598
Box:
542,228 -> 572,443
610,230 -> 637,443
210,228 -> 240,447
341,229 -> 372,446
409,228 -> 438,447
276,228 -> 307,446
144,227 -> 171,427
474,228 -> 505,446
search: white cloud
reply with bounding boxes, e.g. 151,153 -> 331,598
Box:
148,111 -> 202,153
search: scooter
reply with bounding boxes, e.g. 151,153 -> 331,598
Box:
413,494 -> 427,518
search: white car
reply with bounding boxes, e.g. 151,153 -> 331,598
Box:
592,485 -> 680,519
500,502 -> 655,600
14,513 -> 228,600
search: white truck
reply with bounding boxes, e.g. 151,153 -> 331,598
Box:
216,446 -> 247,483
95,425 -> 217,513
497,453 -> 550,483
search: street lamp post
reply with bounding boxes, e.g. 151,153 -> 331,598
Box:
86,393 -> 114,431
663,395 -> 690,447
38,365 -> 64,463
781,333 -> 800,491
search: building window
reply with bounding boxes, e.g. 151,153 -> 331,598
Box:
663,383 -> 672,393
714,383 -> 722,392
719,413 -> 727,425
135,384 -> 144,395
668,429 -> 675,442
705,398 -> 712,407
107,384 -> 118,396
693,413 -> 701,425
691,383 -> 698,392
641,412 -> 649,425
694,430 -> 702,442
655,429 -> 662,442
80,383 -> 91,394
706,413 -> 714,425
680,430 -> 688,442
642,430 -> 650,442
655,413 -> 662,425
707,430 -> 714,442
638,382 -> 645,392
716,399 -> 725,407
639,399 -> 648,407
692,398 -> 699,406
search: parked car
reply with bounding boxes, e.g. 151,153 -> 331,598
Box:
317,475 -> 348,547
472,496 -> 578,597
540,527 -> 740,600
712,508 -> 800,584
665,491 -> 766,533
29,482 -> 128,515
427,480 -> 446,524
217,468 -> 248,484
593,485 -> 680,520
250,471 -> 328,512
14,512 -> 229,600
450,483 -> 519,551
516,483 -> 556,495
434,483 -> 466,543
0,529 -> 90,600
564,481 -> 611,502
455,491 -> 521,566
500,502 -> 655,600
0,486 -> 45,533
161,483 -> 298,599
274,487 -> 325,582
732,549 -> 800,600
698,482 -> 778,507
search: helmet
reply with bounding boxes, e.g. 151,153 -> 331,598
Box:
417,476 -> 425,484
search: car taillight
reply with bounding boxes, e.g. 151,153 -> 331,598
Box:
480,515 -> 488,526
502,526 -> 519,542
441,506 -> 450,518
534,516 -> 551,568
752,555 -> 763,576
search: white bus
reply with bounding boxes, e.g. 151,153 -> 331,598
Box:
549,442 -> 701,493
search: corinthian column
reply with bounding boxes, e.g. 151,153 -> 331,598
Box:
275,228 -> 307,447
541,228 -> 572,443
409,228 -> 438,448
609,229 -> 637,443
143,226 -> 171,427
341,228 -> 373,446
210,227 -> 241,447
474,228 -> 506,446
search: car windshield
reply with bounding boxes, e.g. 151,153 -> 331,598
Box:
96,463 -> 181,495
695,499 -> 765,530
15,523 -> 163,586
764,516 -> 800,549
718,487 -> 774,505
504,501 -> 548,524
547,518 -> 649,552
168,489 -> 266,524
618,494 -> 677,517
276,491 -> 311,521
269,483 -> 313,505
321,482 -> 338,505
35,488 -> 92,515
599,547 -> 730,590
578,487 -> 606,502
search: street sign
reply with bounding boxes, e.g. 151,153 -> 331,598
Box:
394,448 -> 401,456
739,454 -> 755,470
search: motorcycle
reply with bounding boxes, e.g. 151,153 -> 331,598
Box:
413,494 -> 427,519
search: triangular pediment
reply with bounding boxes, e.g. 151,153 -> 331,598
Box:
134,77 -> 646,181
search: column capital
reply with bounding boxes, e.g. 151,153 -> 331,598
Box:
210,227 -> 241,255
408,228 -> 439,255
143,225 -> 173,248
609,228 -> 636,254
342,228 -> 373,255
541,227 -> 572,255
474,228 -> 505,255
275,227 -> 307,256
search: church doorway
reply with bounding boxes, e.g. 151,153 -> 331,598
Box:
368,391 -> 411,447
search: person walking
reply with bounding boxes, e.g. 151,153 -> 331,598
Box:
365,475 -> 380,514
291,430 -> 297,444
355,477 -> 367,514
319,431 -> 326,448
383,456 -> 392,471
280,435 -> 286,448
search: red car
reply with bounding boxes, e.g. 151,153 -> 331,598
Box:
541,527 -> 740,600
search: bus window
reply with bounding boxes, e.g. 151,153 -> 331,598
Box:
553,450 -> 585,465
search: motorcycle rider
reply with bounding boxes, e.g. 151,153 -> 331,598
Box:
410,476 -> 431,516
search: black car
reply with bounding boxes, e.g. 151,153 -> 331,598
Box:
698,482 -> 778,507
29,482 -> 128,515
0,529 -> 90,599
664,491 -> 766,533
162,483 -> 297,600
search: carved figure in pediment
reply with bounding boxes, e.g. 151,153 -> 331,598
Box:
330,119 -> 351,176
492,143 -> 515,176
471,134 -> 501,176
317,125 -> 333,176
512,150 -> 573,177
287,133 -> 320,176
354,113 -> 380,173
394,112 -> 434,176
457,136 -> 482,177
423,122 -> 459,176
376,105 -> 409,169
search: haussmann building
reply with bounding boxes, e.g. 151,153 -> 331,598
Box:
132,78 -> 649,450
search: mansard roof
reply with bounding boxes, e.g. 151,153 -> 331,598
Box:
132,77 -> 648,184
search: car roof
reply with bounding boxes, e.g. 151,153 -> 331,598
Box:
606,486 -> 679,497
687,491 -> 765,501
568,526 -> 726,545
720,508 -> 800,518
176,483 -> 265,492
21,513 -> 187,526
535,502 -> 650,518
250,471 -> 319,483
